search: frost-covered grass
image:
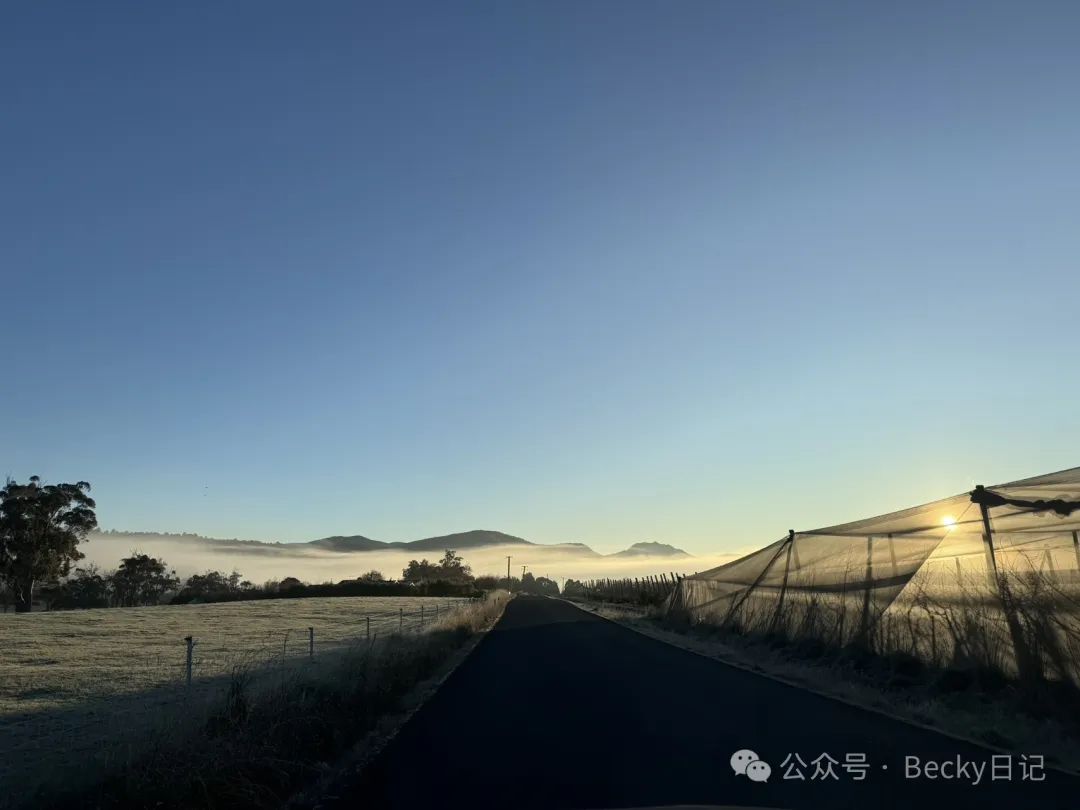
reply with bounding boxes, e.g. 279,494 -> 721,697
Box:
1,595 -> 465,711
0,595 -> 497,808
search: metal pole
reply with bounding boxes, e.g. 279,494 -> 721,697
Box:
769,531 -> 795,634
184,635 -> 194,688
308,626 -> 314,660
974,484 -> 999,581
974,484 -> 1037,682
506,556 -> 512,593
859,536 -> 873,642
1043,548 -> 1057,581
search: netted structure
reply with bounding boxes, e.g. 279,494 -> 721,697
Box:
667,467 -> 1080,682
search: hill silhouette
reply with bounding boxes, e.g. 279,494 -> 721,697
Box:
609,541 -> 690,558
90,529 -> 687,558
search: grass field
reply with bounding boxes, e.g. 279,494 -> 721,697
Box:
0,595 -> 473,804
1,595 -> 469,712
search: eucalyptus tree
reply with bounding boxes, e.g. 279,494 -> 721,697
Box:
0,477 -> 98,612
110,553 -> 179,606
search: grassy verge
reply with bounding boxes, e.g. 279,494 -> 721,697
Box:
24,593 -> 508,810
572,598 -> 1080,774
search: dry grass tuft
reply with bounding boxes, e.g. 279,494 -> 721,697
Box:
583,581 -> 1080,773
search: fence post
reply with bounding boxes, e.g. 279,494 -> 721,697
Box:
366,616 -> 371,640
309,626 -> 314,661
399,607 -> 403,632
184,635 -> 194,688
421,604 -> 425,626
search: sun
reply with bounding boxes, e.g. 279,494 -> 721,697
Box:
942,516 -> 957,529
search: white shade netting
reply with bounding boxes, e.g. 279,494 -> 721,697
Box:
667,467 -> 1080,680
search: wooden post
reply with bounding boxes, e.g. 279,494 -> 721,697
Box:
1073,531 -> 1080,577
308,626 -> 314,661
399,607 -> 403,632
421,604 -> 425,626
366,616 -> 371,640
888,533 -> 898,577
184,636 -> 194,688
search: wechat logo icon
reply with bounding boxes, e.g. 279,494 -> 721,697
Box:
731,749 -> 772,783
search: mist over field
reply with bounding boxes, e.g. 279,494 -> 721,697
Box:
78,533 -> 737,585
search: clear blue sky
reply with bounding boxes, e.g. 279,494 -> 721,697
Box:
4,2 -> 1079,553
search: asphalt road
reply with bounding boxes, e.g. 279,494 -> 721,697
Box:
323,596 -> 1079,809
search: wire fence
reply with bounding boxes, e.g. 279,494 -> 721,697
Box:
0,595 -> 480,798
183,598 -> 473,684
581,572 -> 684,606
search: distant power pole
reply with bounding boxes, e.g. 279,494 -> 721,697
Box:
506,556 -> 512,593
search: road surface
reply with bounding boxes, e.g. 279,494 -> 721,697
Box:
321,596 -> 1079,809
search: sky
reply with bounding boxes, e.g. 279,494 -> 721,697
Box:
3,2 -> 1080,555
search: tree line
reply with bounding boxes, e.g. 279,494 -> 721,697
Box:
1,478 -> 559,612
3,546 -> 496,613
473,570 -> 560,596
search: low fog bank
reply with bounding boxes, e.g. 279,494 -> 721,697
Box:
79,534 -> 739,585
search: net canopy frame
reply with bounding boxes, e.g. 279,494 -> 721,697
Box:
667,466 -> 1080,678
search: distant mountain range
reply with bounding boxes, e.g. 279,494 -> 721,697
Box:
307,529 -> 532,553
609,541 -> 691,558
92,529 -> 690,559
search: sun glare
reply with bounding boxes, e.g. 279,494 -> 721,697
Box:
942,516 -> 957,529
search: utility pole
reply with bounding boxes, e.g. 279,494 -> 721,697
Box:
506,556 -> 512,593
